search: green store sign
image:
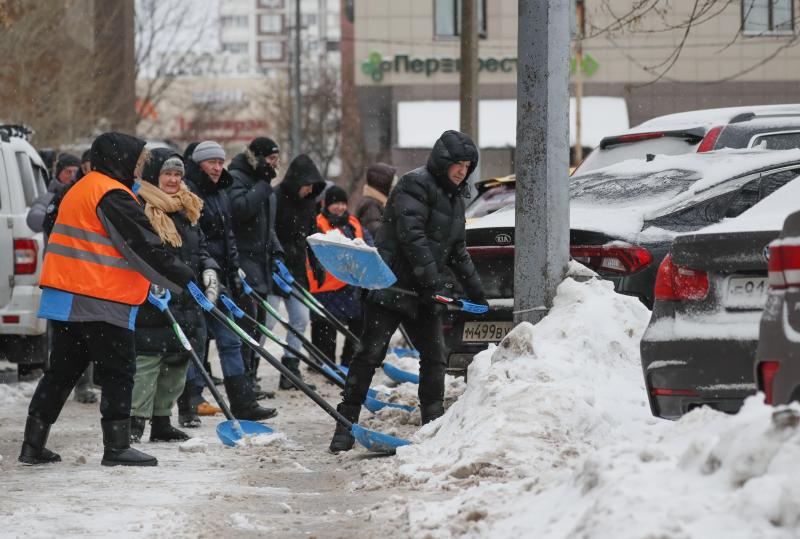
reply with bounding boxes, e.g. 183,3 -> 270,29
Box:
361,51 -> 599,82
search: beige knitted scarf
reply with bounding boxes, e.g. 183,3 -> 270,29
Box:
137,181 -> 203,247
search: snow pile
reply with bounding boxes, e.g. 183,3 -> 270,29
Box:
307,228 -> 369,248
0,381 -> 36,405
382,353 -> 420,375
178,437 -> 208,453
392,276 -> 652,486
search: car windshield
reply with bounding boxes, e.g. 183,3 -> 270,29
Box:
465,183 -> 516,219
569,168 -> 700,205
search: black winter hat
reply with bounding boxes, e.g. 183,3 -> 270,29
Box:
249,137 -> 279,157
90,132 -> 146,185
366,162 -> 396,195
324,185 -> 348,207
55,153 -> 81,178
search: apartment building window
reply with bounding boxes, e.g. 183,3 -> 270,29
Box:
257,0 -> 283,8
221,42 -> 248,54
742,0 -> 794,35
259,40 -> 284,61
220,15 -> 249,28
259,13 -> 283,33
435,0 -> 487,38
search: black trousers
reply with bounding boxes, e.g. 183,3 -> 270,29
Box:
239,295 -> 267,377
311,313 -> 363,367
342,302 -> 445,407
28,321 -> 136,424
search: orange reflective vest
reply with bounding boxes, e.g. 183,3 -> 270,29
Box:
39,171 -> 151,305
307,213 -> 364,293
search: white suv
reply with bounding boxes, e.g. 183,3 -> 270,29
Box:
0,126 -> 49,377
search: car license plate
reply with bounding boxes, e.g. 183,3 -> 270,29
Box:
461,321 -> 514,342
724,276 -> 768,309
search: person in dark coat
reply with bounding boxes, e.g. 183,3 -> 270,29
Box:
228,137 -> 283,398
266,154 -> 326,389
309,186 -> 373,367
130,149 -> 220,443
354,162 -> 396,237
183,140 -> 277,423
329,130 -> 487,453
20,132 -> 197,467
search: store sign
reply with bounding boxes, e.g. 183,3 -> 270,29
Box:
362,51 -> 599,82
361,52 -> 516,82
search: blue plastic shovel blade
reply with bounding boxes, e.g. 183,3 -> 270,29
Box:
216,419 -> 274,447
389,346 -> 420,358
351,423 -> 411,454
322,363 -> 346,385
338,365 -> 349,375
363,395 -> 416,414
382,361 -> 420,385
306,238 -> 397,289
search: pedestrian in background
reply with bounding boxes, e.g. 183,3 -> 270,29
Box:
355,162 -> 396,237
308,185 -> 373,367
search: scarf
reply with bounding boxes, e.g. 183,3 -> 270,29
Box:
362,184 -> 388,206
137,180 -> 204,247
322,208 -> 352,230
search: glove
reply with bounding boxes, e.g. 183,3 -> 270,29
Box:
312,264 -> 326,289
420,279 -> 451,314
202,269 -> 219,305
229,271 -> 244,298
470,291 -> 489,307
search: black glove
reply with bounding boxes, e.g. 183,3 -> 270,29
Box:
469,291 -> 488,307
229,271 -> 244,298
312,264 -> 326,289
420,278 -> 451,314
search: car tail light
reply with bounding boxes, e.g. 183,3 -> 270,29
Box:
570,244 -> 652,275
767,241 -> 800,289
14,239 -> 38,274
2,315 -> 19,323
651,387 -> 699,397
758,361 -> 781,404
654,254 -> 709,301
696,125 -> 724,152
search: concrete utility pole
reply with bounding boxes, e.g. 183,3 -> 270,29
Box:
574,0 -> 586,164
460,0 -> 480,187
291,0 -> 302,157
514,0 -> 571,325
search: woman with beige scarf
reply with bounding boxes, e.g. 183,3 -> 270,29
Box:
129,148 -> 221,443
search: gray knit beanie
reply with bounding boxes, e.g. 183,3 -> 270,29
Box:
160,156 -> 185,175
191,140 -> 226,163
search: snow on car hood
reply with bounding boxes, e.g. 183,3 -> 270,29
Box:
468,148 -> 800,239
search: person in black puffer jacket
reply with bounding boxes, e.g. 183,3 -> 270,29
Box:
183,141 -> 277,423
130,149 -> 219,443
228,137 -> 284,397
329,130 -> 487,453
266,154 -> 326,390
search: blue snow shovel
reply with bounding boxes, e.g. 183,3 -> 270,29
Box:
187,282 -> 411,454
382,361 -> 421,385
147,290 -> 275,447
219,295 -> 408,412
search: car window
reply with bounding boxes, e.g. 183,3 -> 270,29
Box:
750,131 -> 800,150
15,151 -> 38,206
574,138 -> 699,174
570,168 -> 699,205
465,184 -> 516,219
32,163 -> 47,195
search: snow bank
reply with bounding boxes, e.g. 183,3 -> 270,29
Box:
0,381 -> 37,405
307,228 -> 369,248
391,276 -> 652,486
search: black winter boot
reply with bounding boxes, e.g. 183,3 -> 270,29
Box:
420,401 -> 445,425
149,416 -> 189,442
177,384 -> 201,428
250,373 -> 275,400
225,375 -> 278,421
100,418 -> 158,467
279,357 -> 316,391
130,416 -> 146,443
18,415 -> 61,465
328,403 -> 361,454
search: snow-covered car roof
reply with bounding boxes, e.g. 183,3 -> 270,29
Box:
628,103 -> 800,135
468,148 -> 800,238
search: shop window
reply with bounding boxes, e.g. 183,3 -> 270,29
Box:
435,0 -> 487,38
742,0 -> 794,35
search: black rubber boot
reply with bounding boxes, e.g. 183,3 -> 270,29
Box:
250,373 -> 275,400
130,416 -> 146,443
149,416 -> 189,442
279,357 -> 316,391
420,401 -> 445,425
177,383 -> 201,428
225,374 -> 278,421
18,415 -> 61,465
328,403 -> 361,454
100,418 -> 158,467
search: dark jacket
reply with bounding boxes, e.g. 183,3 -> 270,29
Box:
355,162 -> 396,237
227,151 -> 283,295
367,130 -> 483,316
184,159 -> 240,287
27,178 -> 72,234
274,154 -> 325,288
38,132 -> 195,330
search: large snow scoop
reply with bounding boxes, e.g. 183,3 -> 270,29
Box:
187,282 -> 411,454
382,361 -> 421,385
219,295 -> 407,411
147,290 -> 274,447
273,259 -> 361,345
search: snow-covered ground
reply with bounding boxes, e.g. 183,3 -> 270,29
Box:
2,272 -> 798,537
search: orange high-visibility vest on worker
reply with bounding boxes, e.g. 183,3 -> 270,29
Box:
307,213 -> 364,293
39,171 -> 151,305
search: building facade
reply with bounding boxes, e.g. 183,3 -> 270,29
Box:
347,0 -> 800,179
